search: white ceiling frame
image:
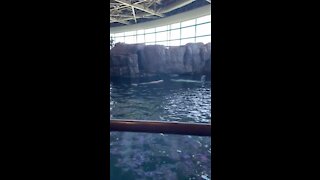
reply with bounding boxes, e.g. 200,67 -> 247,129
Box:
110,17 -> 130,25
114,0 -> 164,17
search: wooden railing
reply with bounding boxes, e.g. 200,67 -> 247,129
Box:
110,119 -> 211,136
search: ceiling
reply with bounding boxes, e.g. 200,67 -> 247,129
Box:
110,0 -> 211,27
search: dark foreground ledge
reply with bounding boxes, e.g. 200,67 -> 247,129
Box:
110,119 -> 211,137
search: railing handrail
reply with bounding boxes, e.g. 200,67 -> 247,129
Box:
110,119 -> 211,136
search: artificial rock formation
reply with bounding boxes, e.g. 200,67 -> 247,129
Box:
110,42 -> 211,78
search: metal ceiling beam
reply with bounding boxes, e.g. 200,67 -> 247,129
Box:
110,17 -> 130,25
146,0 -> 157,8
110,0 -> 146,12
159,0 -> 196,14
111,13 -> 155,19
114,0 -> 164,17
132,6 -> 137,23
111,0 -> 157,11
110,4 -> 211,33
119,15 -> 157,22
110,0 -> 201,25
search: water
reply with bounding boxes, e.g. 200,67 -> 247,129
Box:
110,75 -> 211,180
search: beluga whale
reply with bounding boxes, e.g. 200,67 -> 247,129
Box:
170,75 -> 206,84
132,80 -> 164,86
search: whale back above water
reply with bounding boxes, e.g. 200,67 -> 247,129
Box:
140,80 -> 164,85
132,80 -> 164,86
131,75 -> 208,86
171,75 -> 206,84
170,79 -> 203,83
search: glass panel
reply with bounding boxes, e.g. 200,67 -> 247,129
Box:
170,22 -> 180,29
145,33 -> 155,42
196,36 -> 211,44
125,36 -> 136,44
137,29 -> 144,35
170,29 -> 180,40
156,25 -> 168,32
146,42 -> 155,45
114,36 -> 124,43
114,32 -> 124,37
145,28 -> 155,34
155,41 -> 168,46
125,31 -> 136,36
181,26 -> 195,39
197,15 -> 211,24
196,23 -> 211,36
156,31 -> 168,42
137,35 -> 144,43
181,38 -> 195,45
169,40 -> 180,46
181,19 -> 196,27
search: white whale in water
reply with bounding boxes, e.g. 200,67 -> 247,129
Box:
132,80 -> 164,86
170,79 -> 204,83
171,75 -> 206,83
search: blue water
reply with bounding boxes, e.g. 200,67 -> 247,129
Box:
110,76 -> 211,180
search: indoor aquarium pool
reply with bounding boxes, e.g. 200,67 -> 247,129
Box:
110,75 -> 211,180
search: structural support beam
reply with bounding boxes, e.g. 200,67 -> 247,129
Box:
111,13 -> 155,19
110,17 -> 130,25
110,0 -> 146,13
110,0 -> 202,25
159,0 -> 196,14
132,6 -> 137,23
114,0 -> 164,17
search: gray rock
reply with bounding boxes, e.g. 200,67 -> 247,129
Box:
109,42 -> 211,78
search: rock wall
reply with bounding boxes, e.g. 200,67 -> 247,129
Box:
110,42 -> 211,78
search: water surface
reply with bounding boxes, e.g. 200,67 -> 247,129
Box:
110,76 -> 211,180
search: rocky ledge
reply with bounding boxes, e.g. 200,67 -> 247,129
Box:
110,42 -> 211,78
